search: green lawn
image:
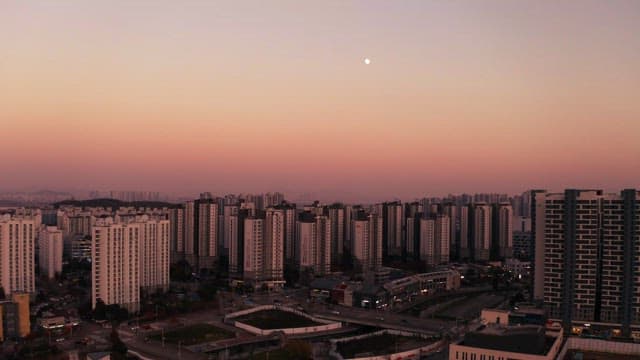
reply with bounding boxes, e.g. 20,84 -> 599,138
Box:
236,310 -> 321,329
151,323 -> 235,345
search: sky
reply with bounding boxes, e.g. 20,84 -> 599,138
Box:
1,1 -> 639,202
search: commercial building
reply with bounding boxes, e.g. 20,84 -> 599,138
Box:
0,214 -> 36,295
38,226 -> 63,279
449,325 -> 563,360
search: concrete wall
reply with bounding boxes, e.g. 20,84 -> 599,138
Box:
330,329 -> 443,360
226,305 -> 342,336
448,331 -> 563,360
556,337 -> 640,359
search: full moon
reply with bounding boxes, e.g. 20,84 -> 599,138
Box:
364,58 -> 371,65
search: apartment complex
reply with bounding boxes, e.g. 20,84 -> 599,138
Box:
296,212 -> 331,276
38,226 -> 63,279
419,215 -> 451,266
533,189 -> 640,336
352,211 -> 383,272
241,209 -> 285,289
0,214 -> 36,296
91,215 -> 170,312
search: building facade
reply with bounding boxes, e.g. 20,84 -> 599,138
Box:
296,213 -> 331,276
91,215 -> 170,312
352,212 -> 383,272
533,189 -> 640,336
38,226 -> 63,279
0,214 -> 36,295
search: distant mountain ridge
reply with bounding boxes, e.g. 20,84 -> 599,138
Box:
54,198 -> 180,209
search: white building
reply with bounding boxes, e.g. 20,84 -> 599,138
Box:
419,215 -> 451,266
38,226 -> 63,279
352,212 -> 383,272
241,209 -> 285,289
296,213 -> 331,276
91,215 -> 170,312
0,214 -> 36,295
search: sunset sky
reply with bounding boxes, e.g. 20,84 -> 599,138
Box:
1,1 -> 639,202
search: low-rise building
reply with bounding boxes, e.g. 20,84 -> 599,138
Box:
0,292 -> 31,341
449,324 -> 563,360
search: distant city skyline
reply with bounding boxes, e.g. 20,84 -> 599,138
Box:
2,1 -> 639,202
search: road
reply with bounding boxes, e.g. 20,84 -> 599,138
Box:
308,303 -> 451,334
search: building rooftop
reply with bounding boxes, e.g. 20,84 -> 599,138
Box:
461,324 -> 556,355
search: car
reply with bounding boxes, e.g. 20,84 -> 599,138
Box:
376,317 -> 385,321
55,338 -> 65,343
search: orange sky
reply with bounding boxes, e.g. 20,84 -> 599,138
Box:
1,1 -> 639,202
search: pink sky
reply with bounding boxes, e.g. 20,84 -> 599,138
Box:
1,1 -> 639,202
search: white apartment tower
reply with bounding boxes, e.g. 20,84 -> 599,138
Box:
419,215 -> 451,265
352,212 -> 383,272
38,226 -> 63,279
0,214 -> 36,295
91,215 -> 170,312
471,203 -> 492,261
296,213 -> 331,276
242,209 -> 285,289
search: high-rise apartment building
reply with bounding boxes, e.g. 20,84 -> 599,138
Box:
241,209 -> 285,289
533,189 -> 640,336
272,203 -> 296,264
470,203 -> 492,261
328,204 -> 345,266
459,205 -> 470,259
441,203 -> 459,260
383,202 -> 404,258
184,198 -> 218,270
492,203 -> 513,259
168,206 -> 184,264
352,211 -> 383,272
419,215 -> 451,266
296,212 -> 331,276
0,214 -> 36,296
38,226 -> 63,279
91,215 -> 170,312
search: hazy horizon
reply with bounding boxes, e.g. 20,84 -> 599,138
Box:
2,1 -> 639,202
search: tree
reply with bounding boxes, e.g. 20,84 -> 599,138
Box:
283,340 -> 312,359
197,281 -> 218,301
94,299 -> 107,320
110,328 -> 128,359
